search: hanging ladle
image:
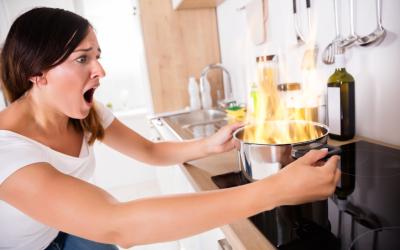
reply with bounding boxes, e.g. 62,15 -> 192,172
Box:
340,0 -> 359,48
357,0 -> 386,46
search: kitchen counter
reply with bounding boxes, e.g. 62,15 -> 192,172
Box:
182,151 -> 275,249
151,116 -> 399,249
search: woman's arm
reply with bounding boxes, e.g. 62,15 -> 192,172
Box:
0,150 -> 340,248
101,118 -> 242,165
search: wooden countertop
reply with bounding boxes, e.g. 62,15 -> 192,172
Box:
179,136 -> 400,249
182,150 -> 275,250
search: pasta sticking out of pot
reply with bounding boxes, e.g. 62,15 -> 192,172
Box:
243,120 -> 325,145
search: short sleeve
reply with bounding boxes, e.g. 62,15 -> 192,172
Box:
95,101 -> 115,128
0,135 -> 47,185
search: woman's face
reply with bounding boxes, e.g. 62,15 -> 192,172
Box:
41,28 -> 105,119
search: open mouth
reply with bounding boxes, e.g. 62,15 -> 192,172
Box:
83,88 -> 95,104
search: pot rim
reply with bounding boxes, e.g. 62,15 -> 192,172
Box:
233,120 -> 329,146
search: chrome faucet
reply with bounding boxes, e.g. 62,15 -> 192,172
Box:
199,63 -> 236,109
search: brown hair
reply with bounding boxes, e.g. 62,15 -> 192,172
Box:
0,7 -> 104,144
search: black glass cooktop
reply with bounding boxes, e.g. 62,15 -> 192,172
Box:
211,140 -> 400,250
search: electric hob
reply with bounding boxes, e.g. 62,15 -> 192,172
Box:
211,140 -> 400,250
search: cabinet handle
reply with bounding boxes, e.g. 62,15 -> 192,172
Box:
155,118 -> 163,126
217,238 -> 232,250
151,136 -> 162,141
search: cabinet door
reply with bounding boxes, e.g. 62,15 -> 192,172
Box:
139,0 -> 223,113
156,165 -> 225,250
152,119 -> 226,249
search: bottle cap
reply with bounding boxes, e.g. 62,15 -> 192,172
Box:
335,54 -> 346,69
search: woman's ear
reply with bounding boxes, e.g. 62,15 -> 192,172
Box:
29,73 -> 47,86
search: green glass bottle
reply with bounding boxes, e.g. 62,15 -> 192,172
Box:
327,53 -> 355,140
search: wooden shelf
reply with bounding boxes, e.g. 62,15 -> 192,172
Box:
172,0 -> 225,10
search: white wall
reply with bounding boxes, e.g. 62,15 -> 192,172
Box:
0,0 -> 75,20
78,0 -> 153,113
217,0 -> 400,146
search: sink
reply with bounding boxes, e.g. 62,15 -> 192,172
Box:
159,109 -> 228,139
166,109 -> 226,126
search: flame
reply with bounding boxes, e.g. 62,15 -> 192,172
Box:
244,58 -> 323,144
243,121 -> 324,144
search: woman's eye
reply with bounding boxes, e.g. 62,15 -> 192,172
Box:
76,55 -> 87,63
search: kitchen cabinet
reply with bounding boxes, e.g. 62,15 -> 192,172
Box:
150,118 -> 226,250
93,113 -> 158,189
139,0 -> 224,113
171,0 -> 225,10
156,165 -> 226,250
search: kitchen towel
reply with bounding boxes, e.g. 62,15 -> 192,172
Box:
245,0 -> 268,45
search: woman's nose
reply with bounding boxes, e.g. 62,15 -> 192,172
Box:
91,60 -> 106,79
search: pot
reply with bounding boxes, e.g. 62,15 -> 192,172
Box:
233,120 -> 334,182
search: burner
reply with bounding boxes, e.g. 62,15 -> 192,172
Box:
339,141 -> 400,178
212,172 -> 338,248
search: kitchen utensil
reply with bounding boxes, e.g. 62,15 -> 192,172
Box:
340,0 -> 359,48
322,0 -> 342,65
233,120 -> 332,181
357,0 -> 386,46
301,0 -> 319,70
292,0 -> 306,45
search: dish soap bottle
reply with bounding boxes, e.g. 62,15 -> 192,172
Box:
327,53 -> 355,140
188,76 -> 201,110
200,77 -> 212,109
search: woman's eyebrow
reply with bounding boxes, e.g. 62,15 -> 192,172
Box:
73,47 -> 101,53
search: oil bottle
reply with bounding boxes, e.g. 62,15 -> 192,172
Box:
327,53 -> 355,140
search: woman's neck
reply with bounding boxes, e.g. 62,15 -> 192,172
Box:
18,92 -> 70,135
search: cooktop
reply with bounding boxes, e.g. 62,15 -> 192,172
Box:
211,140 -> 400,250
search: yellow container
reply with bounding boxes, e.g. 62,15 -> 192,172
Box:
225,107 -> 246,123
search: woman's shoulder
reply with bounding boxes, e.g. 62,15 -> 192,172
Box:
0,105 -> 39,146
0,103 -> 22,130
0,102 -> 34,133
0,106 -> 10,130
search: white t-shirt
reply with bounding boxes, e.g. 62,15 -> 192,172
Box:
0,102 -> 114,250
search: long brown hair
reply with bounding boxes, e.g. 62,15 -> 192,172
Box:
0,7 -> 104,144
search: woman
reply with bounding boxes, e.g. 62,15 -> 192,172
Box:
0,7 -> 340,250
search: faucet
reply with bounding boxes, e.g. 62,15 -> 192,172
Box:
199,63 -> 236,109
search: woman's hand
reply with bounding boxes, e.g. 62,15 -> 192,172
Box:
203,122 -> 244,155
266,149 -> 341,206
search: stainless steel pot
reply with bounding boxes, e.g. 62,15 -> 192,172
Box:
233,120 -> 329,182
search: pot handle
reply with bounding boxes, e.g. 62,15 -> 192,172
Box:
291,144 -> 342,160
